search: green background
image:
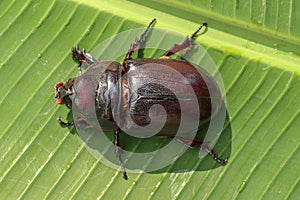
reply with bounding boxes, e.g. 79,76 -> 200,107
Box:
0,0 -> 299,199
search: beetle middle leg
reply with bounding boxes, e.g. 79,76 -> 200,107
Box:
171,136 -> 227,164
161,22 -> 207,58
114,127 -> 128,180
123,18 -> 156,67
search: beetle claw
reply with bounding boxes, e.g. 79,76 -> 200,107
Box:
73,44 -> 80,53
190,22 -> 207,40
123,172 -> 128,180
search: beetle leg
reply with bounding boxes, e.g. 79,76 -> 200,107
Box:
114,128 -> 128,180
71,44 -> 95,75
172,136 -> 227,164
200,142 -> 228,164
57,117 -> 75,126
161,22 -> 207,58
123,18 -> 156,69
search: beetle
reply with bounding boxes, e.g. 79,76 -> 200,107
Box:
54,19 -> 227,180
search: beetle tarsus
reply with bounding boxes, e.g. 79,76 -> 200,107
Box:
191,22 -> 207,40
161,22 -> 207,57
172,136 -> 227,164
200,143 -> 228,164
57,117 -> 75,126
123,18 -> 156,66
114,128 -> 128,180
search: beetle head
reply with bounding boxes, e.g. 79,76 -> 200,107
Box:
54,78 -> 76,109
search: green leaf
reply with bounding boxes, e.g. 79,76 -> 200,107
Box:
0,0 -> 299,199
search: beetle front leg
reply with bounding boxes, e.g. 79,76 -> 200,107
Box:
57,117 -> 75,126
123,18 -> 156,70
72,44 -> 95,75
161,22 -> 207,58
114,128 -> 128,180
172,136 -> 227,164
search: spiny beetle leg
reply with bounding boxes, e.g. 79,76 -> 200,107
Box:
172,136 -> 227,164
161,22 -> 207,58
57,117 -> 75,126
114,128 -> 128,180
123,18 -> 156,70
200,143 -> 228,164
71,44 -> 95,75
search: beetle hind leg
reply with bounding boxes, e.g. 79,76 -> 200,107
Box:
160,22 -> 207,58
200,143 -> 228,164
172,136 -> 227,164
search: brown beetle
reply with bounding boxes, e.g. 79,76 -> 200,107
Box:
54,19 -> 227,179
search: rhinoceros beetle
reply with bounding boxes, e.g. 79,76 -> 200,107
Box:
54,19 -> 227,180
